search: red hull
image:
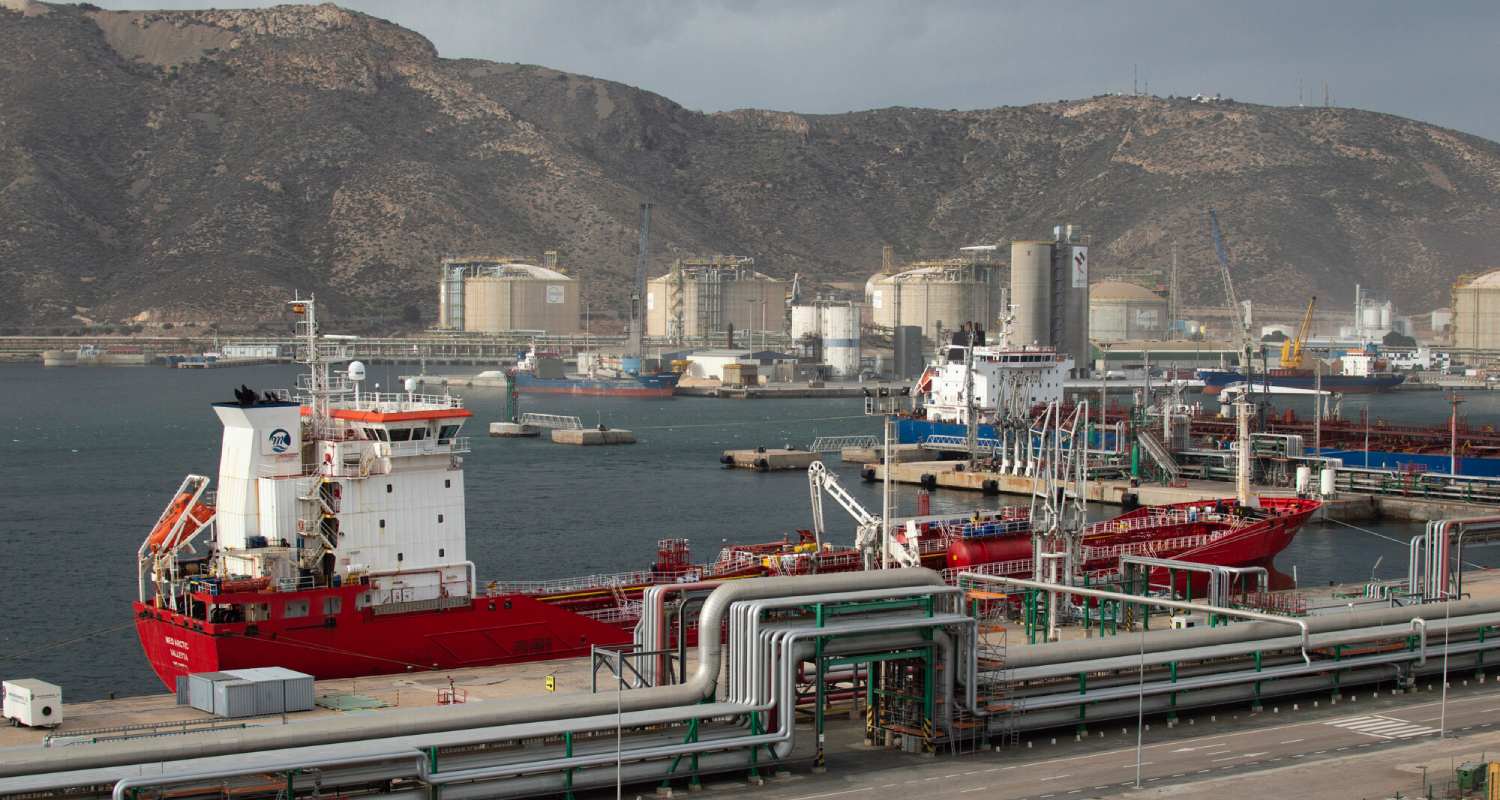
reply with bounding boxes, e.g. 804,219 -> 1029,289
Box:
136,499 -> 1319,690
134,589 -> 631,691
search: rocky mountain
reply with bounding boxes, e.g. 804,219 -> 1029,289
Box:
4,0 -> 1500,330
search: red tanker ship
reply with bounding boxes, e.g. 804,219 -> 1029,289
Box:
135,298 -> 1317,690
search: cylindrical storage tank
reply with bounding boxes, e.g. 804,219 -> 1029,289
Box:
821,303 -> 861,378
458,263 -> 580,334
1087,281 -> 1168,342
945,534 -> 1032,569
1320,468 -> 1336,497
1295,465 -> 1312,494
790,305 -> 822,340
1010,241 -> 1053,346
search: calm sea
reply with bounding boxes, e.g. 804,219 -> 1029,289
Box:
2,364 -> 1496,699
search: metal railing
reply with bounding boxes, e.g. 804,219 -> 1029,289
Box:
808,435 -> 878,452
516,413 -> 583,430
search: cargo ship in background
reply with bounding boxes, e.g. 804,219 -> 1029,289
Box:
508,345 -> 680,397
1197,347 -> 1406,395
134,299 -> 1317,690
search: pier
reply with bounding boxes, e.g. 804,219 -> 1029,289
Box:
721,447 -> 822,471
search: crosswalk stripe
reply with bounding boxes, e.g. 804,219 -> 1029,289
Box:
1347,721 -> 1419,733
1329,716 -> 1381,727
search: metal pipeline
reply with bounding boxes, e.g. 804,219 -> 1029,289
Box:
1000,595 -> 1500,669
961,573 -> 1312,664
110,751 -> 424,800
1,569 -> 945,779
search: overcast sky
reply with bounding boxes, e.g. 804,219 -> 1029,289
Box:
92,0 -> 1500,142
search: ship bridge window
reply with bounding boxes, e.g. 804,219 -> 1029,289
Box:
438,424 -> 461,443
410,427 -> 427,441
282,599 -> 309,619
389,428 -> 412,442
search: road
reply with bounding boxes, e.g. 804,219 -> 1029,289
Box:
677,677 -> 1500,800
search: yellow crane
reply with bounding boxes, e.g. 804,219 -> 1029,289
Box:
1281,296 -> 1317,369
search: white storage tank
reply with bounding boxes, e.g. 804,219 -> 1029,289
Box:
821,303 -> 861,378
790,304 -> 822,340
1320,468 -> 1337,497
3,679 -> 62,728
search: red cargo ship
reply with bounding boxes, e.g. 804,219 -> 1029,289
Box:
134,298 -> 1318,690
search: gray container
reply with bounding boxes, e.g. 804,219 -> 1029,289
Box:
187,672 -> 235,714
213,679 -> 258,718
174,676 -> 189,706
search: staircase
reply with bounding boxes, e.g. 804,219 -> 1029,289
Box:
1136,430 -> 1182,481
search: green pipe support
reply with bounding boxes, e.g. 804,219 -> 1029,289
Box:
563,732 -> 575,800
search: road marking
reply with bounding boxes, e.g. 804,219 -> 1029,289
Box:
1121,762 -> 1152,768
782,790 -> 863,800
1279,738 -> 1305,744
1326,714 -> 1441,740
1041,774 -> 1071,782
1204,749 -> 1232,756
1171,773 -> 1185,778
959,788 -> 987,794
1211,755 -> 1242,762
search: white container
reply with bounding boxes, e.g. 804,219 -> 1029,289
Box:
1320,468 -> 1336,497
1295,465 -> 1312,494
3,679 -> 62,728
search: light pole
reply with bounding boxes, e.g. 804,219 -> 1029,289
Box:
617,660 -> 624,800
1439,588 -> 1452,739
1134,621 -> 1146,788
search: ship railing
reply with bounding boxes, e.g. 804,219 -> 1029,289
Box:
1082,534 -> 1214,562
579,604 -> 644,625
337,391 -> 465,412
383,437 -> 471,458
942,558 -> 1033,584
489,569 -> 693,596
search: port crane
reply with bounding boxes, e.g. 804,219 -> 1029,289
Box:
1208,209 -> 1255,370
1281,295 -> 1317,369
807,461 -> 920,568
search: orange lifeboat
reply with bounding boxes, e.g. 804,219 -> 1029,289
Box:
148,492 -> 215,552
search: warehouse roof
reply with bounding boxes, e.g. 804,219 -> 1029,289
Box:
1089,280 -> 1164,301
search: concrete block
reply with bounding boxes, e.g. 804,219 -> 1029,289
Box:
552,427 -> 636,446
722,448 -> 820,471
489,422 -> 539,437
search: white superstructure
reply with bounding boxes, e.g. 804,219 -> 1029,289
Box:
139,297 -> 476,613
918,323 -> 1072,425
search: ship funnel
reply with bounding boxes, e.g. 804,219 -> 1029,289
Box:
211,400 -> 302,550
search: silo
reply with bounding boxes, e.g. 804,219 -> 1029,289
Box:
821,303 -> 861,378
1010,240 -> 1053,346
790,305 -> 822,340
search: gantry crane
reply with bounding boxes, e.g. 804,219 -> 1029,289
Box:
1281,296 -> 1317,369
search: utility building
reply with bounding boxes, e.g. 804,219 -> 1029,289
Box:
438,253 -> 580,334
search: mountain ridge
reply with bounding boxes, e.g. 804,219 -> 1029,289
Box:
2,1 -> 1499,329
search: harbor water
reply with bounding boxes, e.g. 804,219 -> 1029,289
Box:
3,364 -> 1499,700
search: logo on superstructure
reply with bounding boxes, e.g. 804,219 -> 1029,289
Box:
268,428 -> 292,453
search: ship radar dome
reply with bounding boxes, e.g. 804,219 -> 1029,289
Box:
404,377 -> 418,393
348,361 -> 367,382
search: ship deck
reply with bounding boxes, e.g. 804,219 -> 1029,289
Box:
9,567 -> 1500,751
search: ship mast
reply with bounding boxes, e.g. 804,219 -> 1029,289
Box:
291,296 -> 332,438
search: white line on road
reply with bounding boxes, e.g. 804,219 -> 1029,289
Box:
1279,738 -> 1305,744
1041,774 -> 1071,782
959,788 -> 987,794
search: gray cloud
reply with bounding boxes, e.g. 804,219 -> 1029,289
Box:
91,0 -> 1500,141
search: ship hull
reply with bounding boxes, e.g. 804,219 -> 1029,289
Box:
512,372 -> 680,397
133,591 -> 632,691
1199,370 -> 1405,395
